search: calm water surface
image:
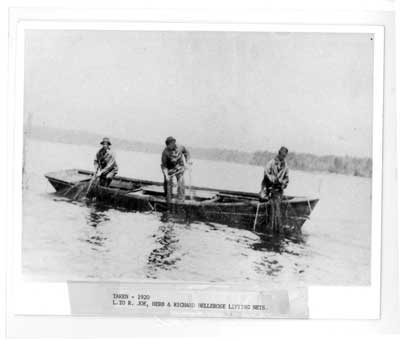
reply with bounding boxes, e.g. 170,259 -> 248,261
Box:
22,139 -> 371,286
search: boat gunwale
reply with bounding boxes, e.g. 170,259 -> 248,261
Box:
44,168 -> 320,206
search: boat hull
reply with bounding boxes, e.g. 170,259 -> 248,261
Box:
45,169 -> 319,233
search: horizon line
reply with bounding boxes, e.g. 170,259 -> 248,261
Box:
25,124 -> 373,161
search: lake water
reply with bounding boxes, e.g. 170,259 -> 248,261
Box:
22,139 -> 371,286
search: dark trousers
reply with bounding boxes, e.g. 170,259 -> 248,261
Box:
99,168 -> 117,187
164,170 -> 185,201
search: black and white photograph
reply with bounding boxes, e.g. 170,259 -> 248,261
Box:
22,27 -> 376,289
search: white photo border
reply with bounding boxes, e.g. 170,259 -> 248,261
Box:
7,8 -> 384,320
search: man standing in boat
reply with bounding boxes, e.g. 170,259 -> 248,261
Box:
260,146 -> 289,232
94,137 -> 118,187
161,136 -> 191,201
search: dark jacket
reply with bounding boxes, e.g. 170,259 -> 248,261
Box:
161,145 -> 190,171
94,148 -> 118,173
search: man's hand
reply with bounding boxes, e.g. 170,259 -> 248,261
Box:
96,170 -> 102,178
162,169 -> 170,180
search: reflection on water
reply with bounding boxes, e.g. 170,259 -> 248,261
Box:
82,205 -> 110,252
77,201 -> 308,280
146,214 -> 182,279
22,140 -> 371,285
251,232 -> 306,255
71,199 -> 308,281
86,205 -> 110,228
253,256 -> 284,277
250,233 -> 306,277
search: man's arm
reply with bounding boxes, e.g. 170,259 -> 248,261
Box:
264,159 -> 276,183
100,151 -> 116,174
279,167 -> 289,189
181,145 -> 191,164
160,150 -> 169,177
94,150 -> 100,169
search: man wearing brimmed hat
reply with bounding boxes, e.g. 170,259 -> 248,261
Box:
259,146 -> 289,232
161,136 -> 191,201
94,137 -> 118,187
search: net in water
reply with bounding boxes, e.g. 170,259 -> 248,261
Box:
57,180 -> 97,201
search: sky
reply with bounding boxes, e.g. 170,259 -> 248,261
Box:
24,30 -> 374,157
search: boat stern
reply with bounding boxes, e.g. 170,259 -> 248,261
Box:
45,169 -> 93,192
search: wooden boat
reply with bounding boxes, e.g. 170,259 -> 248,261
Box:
45,169 -> 319,233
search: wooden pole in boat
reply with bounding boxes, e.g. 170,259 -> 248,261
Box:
182,156 -> 194,201
188,165 -> 194,201
253,202 -> 261,231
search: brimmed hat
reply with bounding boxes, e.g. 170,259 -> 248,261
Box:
165,136 -> 176,145
279,146 -> 288,154
100,137 -> 112,145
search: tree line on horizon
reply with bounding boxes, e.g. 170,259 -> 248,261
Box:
27,125 -> 372,178
250,150 -> 372,177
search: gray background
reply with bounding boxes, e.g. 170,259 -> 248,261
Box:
24,30 -> 374,157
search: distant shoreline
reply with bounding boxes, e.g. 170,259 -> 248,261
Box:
25,126 -> 372,178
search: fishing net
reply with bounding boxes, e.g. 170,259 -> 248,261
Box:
57,179 -> 98,202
